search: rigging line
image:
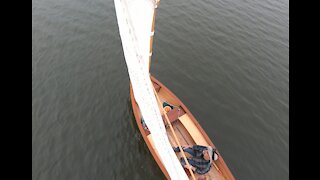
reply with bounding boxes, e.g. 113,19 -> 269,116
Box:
151,82 -> 196,180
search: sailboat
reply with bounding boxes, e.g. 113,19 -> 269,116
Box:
114,0 -> 235,179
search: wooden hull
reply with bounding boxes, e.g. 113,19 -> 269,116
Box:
130,75 -> 235,180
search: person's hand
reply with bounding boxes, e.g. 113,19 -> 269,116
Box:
184,164 -> 196,171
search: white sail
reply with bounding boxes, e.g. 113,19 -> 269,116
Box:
114,0 -> 189,179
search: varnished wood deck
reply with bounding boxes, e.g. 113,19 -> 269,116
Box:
130,75 -> 235,180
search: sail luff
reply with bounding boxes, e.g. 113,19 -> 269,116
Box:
148,0 -> 159,71
148,9 -> 156,71
114,0 -> 189,179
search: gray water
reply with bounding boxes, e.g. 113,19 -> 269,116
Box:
32,0 -> 289,179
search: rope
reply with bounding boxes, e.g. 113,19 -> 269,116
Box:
151,80 -> 196,180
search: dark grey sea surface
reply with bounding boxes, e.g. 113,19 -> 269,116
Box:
32,0 -> 289,179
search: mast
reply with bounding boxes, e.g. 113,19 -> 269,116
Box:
148,0 -> 160,71
114,0 -> 190,179
148,2 -> 196,179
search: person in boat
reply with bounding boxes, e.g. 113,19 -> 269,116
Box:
173,145 -> 219,175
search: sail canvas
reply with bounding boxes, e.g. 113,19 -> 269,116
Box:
114,0 -> 189,179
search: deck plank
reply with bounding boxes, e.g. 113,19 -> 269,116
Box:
179,114 -> 209,146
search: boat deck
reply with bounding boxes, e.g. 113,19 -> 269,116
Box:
148,96 -> 225,180
149,85 -> 225,180
130,76 -> 235,180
